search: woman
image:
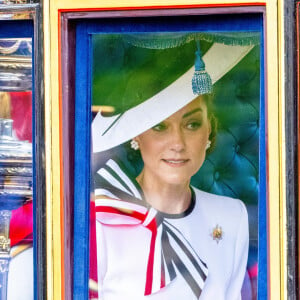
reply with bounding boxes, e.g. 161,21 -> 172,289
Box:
92,41 -> 250,300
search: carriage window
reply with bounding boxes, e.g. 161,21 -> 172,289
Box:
75,19 -> 264,299
0,37 -> 33,300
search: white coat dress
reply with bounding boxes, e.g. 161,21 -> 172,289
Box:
95,159 -> 249,300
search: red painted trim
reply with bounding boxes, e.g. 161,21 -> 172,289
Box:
58,3 -> 266,13
58,10 -> 66,300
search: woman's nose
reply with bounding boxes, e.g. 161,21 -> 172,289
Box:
170,128 -> 185,152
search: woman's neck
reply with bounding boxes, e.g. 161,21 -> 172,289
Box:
136,171 -> 191,214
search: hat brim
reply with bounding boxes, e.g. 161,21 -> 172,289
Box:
92,43 -> 254,153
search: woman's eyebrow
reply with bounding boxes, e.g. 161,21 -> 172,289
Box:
182,108 -> 203,119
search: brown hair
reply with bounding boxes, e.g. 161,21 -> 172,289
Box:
201,93 -> 217,154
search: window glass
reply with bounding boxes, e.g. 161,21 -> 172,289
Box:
89,30 -> 261,300
0,38 -> 33,300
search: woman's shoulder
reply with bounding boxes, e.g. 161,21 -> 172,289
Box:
191,186 -> 247,219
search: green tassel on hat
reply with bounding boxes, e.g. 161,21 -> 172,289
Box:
192,41 -> 213,95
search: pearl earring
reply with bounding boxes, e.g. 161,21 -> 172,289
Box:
130,139 -> 139,150
206,140 -> 211,150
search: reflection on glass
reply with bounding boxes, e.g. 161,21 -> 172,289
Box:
0,39 -> 32,91
89,32 -> 259,300
0,38 -> 33,300
0,1 -> 31,5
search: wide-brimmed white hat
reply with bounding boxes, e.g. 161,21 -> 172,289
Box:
92,42 -> 254,153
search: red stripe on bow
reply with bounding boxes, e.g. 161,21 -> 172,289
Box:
144,217 -> 158,295
96,203 -> 163,296
95,205 -> 146,223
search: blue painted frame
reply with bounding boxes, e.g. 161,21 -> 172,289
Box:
74,13 -> 266,299
0,20 -> 33,38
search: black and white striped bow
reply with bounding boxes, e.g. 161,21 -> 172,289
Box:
94,159 -> 208,297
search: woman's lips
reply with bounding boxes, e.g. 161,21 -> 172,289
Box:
162,159 -> 189,166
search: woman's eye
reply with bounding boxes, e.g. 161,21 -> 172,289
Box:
186,121 -> 202,130
152,123 -> 167,132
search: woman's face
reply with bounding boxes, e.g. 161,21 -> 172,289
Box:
135,96 -> 211,187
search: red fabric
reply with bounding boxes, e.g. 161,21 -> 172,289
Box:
9,201 -> 33,247
8,92 -> 33,247
248,263 -> 258,279
9,91 -> 32,142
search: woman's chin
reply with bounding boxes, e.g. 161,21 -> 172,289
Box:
158,174 -> 191,187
